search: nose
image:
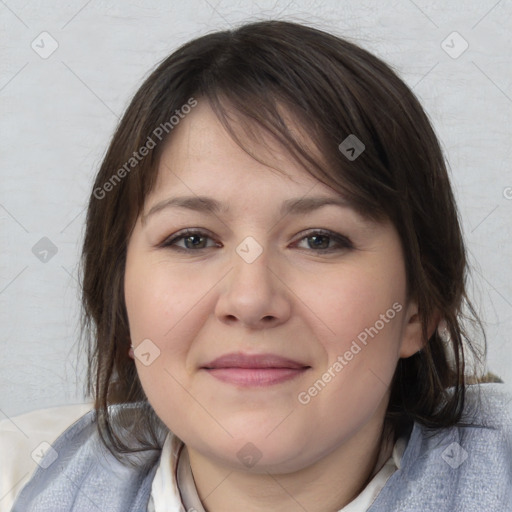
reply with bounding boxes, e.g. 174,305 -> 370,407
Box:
214,242 -> 292,330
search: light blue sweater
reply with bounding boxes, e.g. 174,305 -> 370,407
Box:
11,383 -> 512,511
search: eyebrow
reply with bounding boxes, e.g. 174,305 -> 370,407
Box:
142,195 -> 354,225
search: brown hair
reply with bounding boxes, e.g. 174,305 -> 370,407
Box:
80,19 -> 489,459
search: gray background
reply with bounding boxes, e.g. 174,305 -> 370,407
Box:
1,0 -> 511,417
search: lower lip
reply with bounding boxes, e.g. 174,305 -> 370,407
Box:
203,367 -> 308,386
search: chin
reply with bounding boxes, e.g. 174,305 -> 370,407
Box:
195,425 -> 315,473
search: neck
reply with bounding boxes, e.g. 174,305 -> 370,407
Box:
186,409 -> 394,512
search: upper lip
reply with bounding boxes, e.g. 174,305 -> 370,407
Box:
202,352 -> 310,369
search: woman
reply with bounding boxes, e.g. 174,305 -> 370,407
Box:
4,19 -> 511,512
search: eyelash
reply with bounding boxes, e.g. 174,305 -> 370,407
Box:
159,228 -> 354,254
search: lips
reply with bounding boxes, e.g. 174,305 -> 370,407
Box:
203,352 -> 308,369
201,352 -> 310,387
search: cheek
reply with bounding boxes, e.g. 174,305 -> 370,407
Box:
124,257 -> 193,344
124,257 -> 200,417
304,261 -> 407,353
124,255 -> 217,393
294,260 -> 407,414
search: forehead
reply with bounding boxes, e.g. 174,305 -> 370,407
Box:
153,100 -> 334,198
140,102 -> 386,240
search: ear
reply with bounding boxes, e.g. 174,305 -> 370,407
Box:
399,300 -> 440,358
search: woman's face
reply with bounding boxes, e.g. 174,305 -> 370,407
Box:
124,101 -> 422,473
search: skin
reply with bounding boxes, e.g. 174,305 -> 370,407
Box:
124,100 -> 427,512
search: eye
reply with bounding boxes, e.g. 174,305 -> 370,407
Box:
159,229 -> 220,251
160,228 -> 353,254
292,229 -> 353,253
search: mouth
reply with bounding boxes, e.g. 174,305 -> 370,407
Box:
201,352 -> 311,387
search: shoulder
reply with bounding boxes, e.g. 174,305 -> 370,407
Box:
0,403 -> 94,512
371,383 -> 512,511
7,401 -> 166,512
461,381 -> 512,427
